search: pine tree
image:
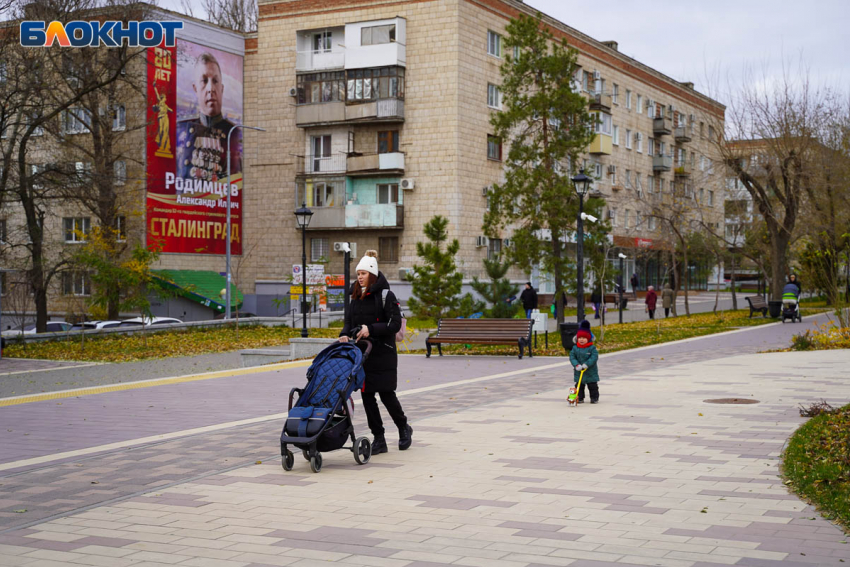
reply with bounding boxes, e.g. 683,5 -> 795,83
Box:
484,13 -> 597,324
471,258 -> 519,318
407,215 -> 463,319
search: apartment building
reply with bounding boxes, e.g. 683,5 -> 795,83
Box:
242,0 -> 726,310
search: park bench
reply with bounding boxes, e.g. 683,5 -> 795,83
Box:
745,295 -> 769,318
426,318 -> 534,359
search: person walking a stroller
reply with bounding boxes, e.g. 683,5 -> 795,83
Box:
520,282 -> 538,319
569,327 -> 600,404
645,285 -> 658,319
661,283 -> 674,318
339,251 -> 413,454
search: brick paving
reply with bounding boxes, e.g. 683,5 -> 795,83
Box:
0,317 -> 848,566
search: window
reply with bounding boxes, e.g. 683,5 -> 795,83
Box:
649,217 -> 657,230
62,272 -> 91,296
698,188 -> 704,203
378,130 -> 400,153
344,67 -> 404,103
487,83 -> 501,109
64,217 -> 91,242
377,183 -> 399,204
28,113 -> 44,136
708,125 -> 716,140
609,166 -> 617,185
112,105 -> 126,130
312,135 -> 331,158
625,169 -> 632,188
700,122 -> 705,138
592,112 -> 612,135
581,71 -> 590,92
657,177 -> 664,193
114,160 -> 126,185
593,162 -> 603,179
636,172 -> 642,192
709,190 -> 715,206
312,31 -> 332,53
623,209 -> 630,229
636,132 -> 643,153
115,215 -> 126,241
647,175 -> 653,192
612,125 -> 619,146
612,83 -> 619,104
487,30 -> 501,57
487,135 -> 502,161
637,94 -> 643,114
297,71 -> 346,104
361,24 -> 395,46
647,101 -> 655,118
648,137 -> 654,156
64,107 -> 91,134
487,238 -> 502,260
311,238 -> 329,262
379,236 -> 399,263
626,89 -> 632,110
625,129 -> 632,149
609,208 -> 618,227
312,181 -> 336,207
634,210 -> 641,227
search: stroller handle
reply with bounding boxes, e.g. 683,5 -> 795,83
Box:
344,328 -> 373,360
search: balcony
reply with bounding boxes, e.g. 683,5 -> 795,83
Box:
674,125 -> 692,143
296,154 -> 347,176
307,203 -> 404,230
344,18 -> 406,70
346,152 -> 405,176
652,155 -> 673,172
674,163 -> 692,177
295,50 -> 345,72
589,133 -> 612,155
295,98 -> 404,127
653,117 -> 672,136
588,92 -> 612,111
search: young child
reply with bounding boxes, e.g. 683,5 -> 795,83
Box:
569,328 -> 600,404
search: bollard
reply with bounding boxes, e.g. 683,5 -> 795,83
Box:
545,330 -> 548,349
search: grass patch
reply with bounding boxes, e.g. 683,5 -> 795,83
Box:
411,309 -> 779,357
789,324 -> 850,351
783,402 -> 850,532
4,325 -> 340,363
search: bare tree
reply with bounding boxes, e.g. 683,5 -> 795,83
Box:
180,0 -> 257,32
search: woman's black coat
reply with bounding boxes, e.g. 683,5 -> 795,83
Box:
339,272 -> 402,392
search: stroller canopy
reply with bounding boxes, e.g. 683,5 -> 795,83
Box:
782,283 -> 799,300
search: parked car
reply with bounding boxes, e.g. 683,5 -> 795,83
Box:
214,311 -> 258,320
117,316 -> 182,328
2,321 -> 73,336
70,320 -> 124,331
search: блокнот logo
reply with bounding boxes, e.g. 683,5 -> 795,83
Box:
20,21 -> 183,47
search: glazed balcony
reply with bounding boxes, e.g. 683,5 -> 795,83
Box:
306,203 -> 404,230
346,152 -> 405,176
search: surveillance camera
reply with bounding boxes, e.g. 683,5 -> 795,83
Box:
580,212 -> 598,223
618,253 -> 627,259
341,242 -> 351,253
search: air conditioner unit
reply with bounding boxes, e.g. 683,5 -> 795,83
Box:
398,267 -> 413,280
607,165 -> 616,174
482,185 -> 491,196
289,87 -> 297,97
333,242 -> 351,253
475,236 -> 488,248
593,70 -> 601,80
400,178 -> 415,190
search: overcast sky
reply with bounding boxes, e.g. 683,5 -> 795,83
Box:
524,0 -> 850,105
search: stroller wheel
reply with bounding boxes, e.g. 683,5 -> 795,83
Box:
353,437 -> 372,465
281,451 -> 294,471
310,454 -> 323,473
302,449 -> 310,461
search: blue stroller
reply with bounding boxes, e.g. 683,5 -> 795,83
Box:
280,338 -> 373,473
781,283 -> 802,323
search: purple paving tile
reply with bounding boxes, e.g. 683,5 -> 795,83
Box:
494,475 -> 547,483
612,474 -> 667,482
407,495 -> 516,510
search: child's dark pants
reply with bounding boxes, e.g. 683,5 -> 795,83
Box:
577,382 -> 599,402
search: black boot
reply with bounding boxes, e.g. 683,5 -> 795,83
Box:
398,425 -> 413,451
371,435 -> 388,454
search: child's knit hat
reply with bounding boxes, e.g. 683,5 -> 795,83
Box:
576,329 -> 592,342
579,319 -> 591,331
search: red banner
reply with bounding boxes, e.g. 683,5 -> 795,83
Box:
146,40 -> 243,255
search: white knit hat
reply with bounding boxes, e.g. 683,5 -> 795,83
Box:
355,250 -> 379,276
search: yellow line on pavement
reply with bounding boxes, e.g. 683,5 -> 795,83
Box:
0,359 -> 312,408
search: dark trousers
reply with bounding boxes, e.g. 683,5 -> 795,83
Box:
577,381 -> 599,402
592,302 -> 600,319
362,390 -> 407,438
648,308 -> 656,319
664,307 -> 670,317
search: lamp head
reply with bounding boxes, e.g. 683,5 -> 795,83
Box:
618,253 -> 627,259
571,169 -> 592,197
294,202 -> 314,228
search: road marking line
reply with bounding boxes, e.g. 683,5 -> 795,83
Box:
0,359 -> 312,408
0,361 -> 103,377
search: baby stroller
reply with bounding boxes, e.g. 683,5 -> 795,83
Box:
781,283 -> 802,323
280,336 -> 372,473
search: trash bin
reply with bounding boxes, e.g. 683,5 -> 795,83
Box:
620,297 -> 629,310
768,300 -> 782,318
559,322 -> 580,353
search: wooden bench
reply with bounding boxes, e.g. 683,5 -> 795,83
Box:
426,318 -> 534,359
745,295 -> 768,318
586,294 -> 629,308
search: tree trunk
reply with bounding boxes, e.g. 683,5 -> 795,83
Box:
682,239 -> 690,316
730,258 -> 738,310
770,236 -> 789,301
670,250 -> 679,317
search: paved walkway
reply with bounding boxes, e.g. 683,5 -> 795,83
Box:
0,318 -> 848,566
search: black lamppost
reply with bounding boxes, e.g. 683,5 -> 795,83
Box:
294,203 -> 314,338
618,252 -> 627,324
571,170 -> 592,323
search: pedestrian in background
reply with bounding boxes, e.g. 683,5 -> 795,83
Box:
590,286 -> 602,320
661,283 -> 674,318
520,282 -> 538,319
645,285 -> 658,320
630,273 -> 639,299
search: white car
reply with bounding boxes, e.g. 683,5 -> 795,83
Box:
70,320 -> 124,331
2,321 -> 73,336
118,316 -> 182,328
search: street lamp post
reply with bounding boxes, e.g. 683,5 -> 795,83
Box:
294,203 -> 314,338
571,170 -> 592,324
618,252 -> 627,324
225,125 -> 266,320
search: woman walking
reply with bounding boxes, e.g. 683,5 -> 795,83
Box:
661,283 -> 674,318
339,251 -> 412,454
645,285 -> 658,320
